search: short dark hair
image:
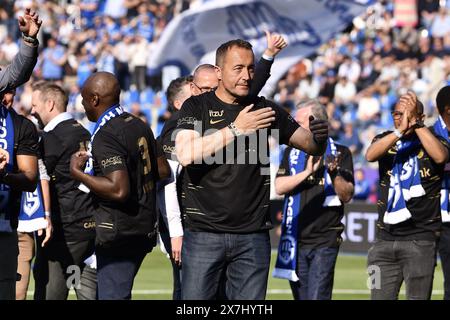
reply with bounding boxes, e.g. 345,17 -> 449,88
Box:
215,39 -> 253,67
166,76 -> 192,111
436,85 -> 450,115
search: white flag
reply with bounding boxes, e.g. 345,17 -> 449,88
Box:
149,0 -> 373,96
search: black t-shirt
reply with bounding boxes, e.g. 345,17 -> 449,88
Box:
175,92 -> 299,233
374,131 -> 449,240
276,144 -> 354,248
41,118 -> 95,242
91,112 -> 158,256
6,109 -> 38,229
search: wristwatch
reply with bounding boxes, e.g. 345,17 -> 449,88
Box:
22,34 -> 38,46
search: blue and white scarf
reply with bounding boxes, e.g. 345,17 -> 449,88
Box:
0,105 -> 14,232
433,116 -> 450,223
79,104 -> 124,193
384,138 -> 425,225
17,182 -> 47,232
273,138 -> 341,281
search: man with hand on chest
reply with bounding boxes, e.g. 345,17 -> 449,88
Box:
175,39 -> 328,300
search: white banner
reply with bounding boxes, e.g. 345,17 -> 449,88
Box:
149,0 -> 373,96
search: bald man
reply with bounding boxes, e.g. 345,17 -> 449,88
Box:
70,72 -> 163,300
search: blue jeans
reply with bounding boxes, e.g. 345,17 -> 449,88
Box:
96,252 -> 146,300
181,230 -> 271,300
289,246 -> 339,300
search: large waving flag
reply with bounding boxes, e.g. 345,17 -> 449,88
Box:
148,0 -> 373,95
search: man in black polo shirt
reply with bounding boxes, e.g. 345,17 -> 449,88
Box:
274,100 -> 354,300
366,92 -> 449,300
158,32 -> 288,300
70,72 -> 161,300
0,7 -> 41,300
30,82 -> 96,300
175,39 -> 328,300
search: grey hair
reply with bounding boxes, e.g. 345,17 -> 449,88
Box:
296,99 -> 328,121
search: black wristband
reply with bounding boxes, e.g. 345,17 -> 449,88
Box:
328,167 -> 338,181
337,168 -> 353,183
22,33 -> 38,46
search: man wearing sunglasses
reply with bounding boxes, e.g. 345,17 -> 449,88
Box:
366,92 -> 449,300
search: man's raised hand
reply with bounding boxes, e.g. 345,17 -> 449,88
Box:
233,104 -> 276,135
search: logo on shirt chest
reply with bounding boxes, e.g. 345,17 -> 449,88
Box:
209,110 -> 225,125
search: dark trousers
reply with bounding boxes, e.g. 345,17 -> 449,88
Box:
439,227 -> 450,300
0,232 -> 18,300
289,246 -> 339,300
96,252 -> 146,300
34,238 -> 97,300
181,230 -> 271,300
159,221 -> 182,300
367,239 -> 437,300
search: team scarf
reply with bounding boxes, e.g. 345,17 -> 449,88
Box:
17,182 -> 47,232
273,138 -> 341,281
78,104 -> 124,193
384,137 -> 425,225
433,116 -> 450,223
0,105 -> 14,232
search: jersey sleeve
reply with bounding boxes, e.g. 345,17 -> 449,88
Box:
336,145 -> 355,184
16,117 -> 38,156
271,103 -> 300,145
92,130 -> 127,175
276,147 -> 291,178
175,96 -> 203,132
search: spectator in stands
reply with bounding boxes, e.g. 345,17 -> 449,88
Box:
353,167 -> 371,201
339,121 -> 363,156
40,38 -> 67,82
